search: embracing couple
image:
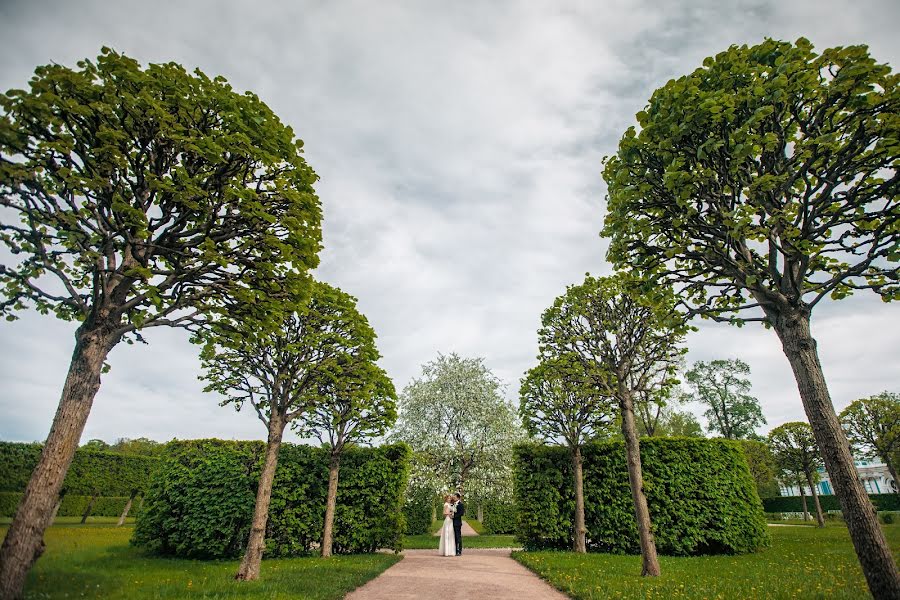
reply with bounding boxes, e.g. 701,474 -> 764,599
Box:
438,492 -> 465,556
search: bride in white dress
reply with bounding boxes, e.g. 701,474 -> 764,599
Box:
438,494 -> 456,556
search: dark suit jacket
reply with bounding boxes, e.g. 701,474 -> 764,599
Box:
453,501 -> 465,524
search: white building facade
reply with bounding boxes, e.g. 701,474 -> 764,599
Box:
778,458 -> 896,496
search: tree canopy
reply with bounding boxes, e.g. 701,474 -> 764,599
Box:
840,391 -> 900,485
684,359 -> 766,439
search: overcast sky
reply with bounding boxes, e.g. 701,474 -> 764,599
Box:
0,0 -> 898,445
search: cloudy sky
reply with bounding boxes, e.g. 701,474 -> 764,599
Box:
0,0 -> 898,445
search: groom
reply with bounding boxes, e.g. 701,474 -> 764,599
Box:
452,492 -> 465,556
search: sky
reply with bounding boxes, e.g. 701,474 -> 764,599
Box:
0,0 -> 898,445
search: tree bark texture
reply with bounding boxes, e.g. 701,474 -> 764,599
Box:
235,416 -> 286,581
618,386 -> 661,577
805,472 -> 825,527
321,452 -> 342,558
0,323 -> 114,600
80,492 -> 98,525
774,311 -> 900,599
799,485 -> 810,521
477,504 -> 484,523
572,445 -> 587,554
117,491 -> 138,527
884,457 -> 899,491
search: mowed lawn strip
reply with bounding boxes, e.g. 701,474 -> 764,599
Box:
514,523 -> 900,599
10,524 -> 400,600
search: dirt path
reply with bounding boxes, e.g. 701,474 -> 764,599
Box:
344,549 -> 568,600
433,519 -> 479,536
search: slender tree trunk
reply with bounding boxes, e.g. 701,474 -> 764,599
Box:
883,455 -> 899,491
774,310 -> 899,598
80,491 -> 98,525
477,504 -> 483,522
235,415 -> 286,581
117,491 -> 138,527
806,472 -> 825,527
321,451 -> 342,558
799,484 -> 810,521
0,323 -> 115,600
618,385 -> 660,577
572,445 -> 587,554
49,492 -> 65,526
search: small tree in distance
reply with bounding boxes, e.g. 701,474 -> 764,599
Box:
840,392 -> 900,486
520,355 -> 616,553
684,359 -> 766,440
0,49 -> 321,598
200,281 -> 377,579
602,38 -> 899,597
769,422 -> 825,526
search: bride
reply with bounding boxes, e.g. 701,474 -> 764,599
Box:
438,493 -> 456,556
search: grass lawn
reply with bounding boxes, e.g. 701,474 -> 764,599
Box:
6,524 -> 399,600
514,523 -> 899,599
464,518 -> 486,534
403,533 -> 519,549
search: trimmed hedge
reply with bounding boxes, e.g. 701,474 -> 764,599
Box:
762,493 -> 900,513
0,441 -> 159,496
0,491 -> 143,519
482,499 -> 517,534
132,439 -> 410,559
403,486 -> 434,535
514,438 -> 768,555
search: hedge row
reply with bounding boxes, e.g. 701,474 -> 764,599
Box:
514,439 -> 768,555
0,491 -> 143,519
132,440 -> 410,559
403,486 -> 434,535
762,493 -> 900,513
482,499 -> 516,534
0,441 -> 159,496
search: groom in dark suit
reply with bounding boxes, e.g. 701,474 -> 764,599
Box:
453,492 -> 465,556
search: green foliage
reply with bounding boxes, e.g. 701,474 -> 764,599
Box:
768,422 -> 821,489
602,38 -> 899,318
0,442 -> 158,495
132,440 -> 409,559
653,408 -> 704,438
514,438 -> 768,555
739,440 -> 781,498
762,494 -> 900,512
0,492 -> 144,519
684,359 -> 765,439
482,499 -> 517,534
109,438 -> 165,457
840,392 -> 900,473
402,486 -> 434,535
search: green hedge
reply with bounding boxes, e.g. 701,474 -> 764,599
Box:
0,491 -> 143,518
132,439 -> 410,559
761,493 -> 900,513
514,439 -> 768,555
403,486 -> 434,535
0,441 -> 159,496
483,499 -> 517,534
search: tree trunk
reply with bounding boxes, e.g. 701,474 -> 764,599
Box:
774,310 -> 899,598
477,504 -> 483,522
883,455 -> 899,491
799,484 -> 810,521
0,323 -> 115,600
49,494 -> 65,526
805,472 -> 825,527
572,445 -> 587,554
235,415 -> 286,581
80,491 -> 99,525
117,491 -> 138,527
321,451 -> 342,558
618,385 -> 660,577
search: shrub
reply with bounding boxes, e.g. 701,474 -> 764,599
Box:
483,499 -> 517,534
761,494 -> 900,513
132,440 -> 409,559
881,512 -> 897,524
514,438 -> 768,555
403,486 -> 434,535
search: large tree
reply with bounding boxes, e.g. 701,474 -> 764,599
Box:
391,353 -> 522,496
0,49 -> 321,597
538,273 -> 689,576
683,359 -> 766,439
602,37 -> 899,597
520,355 -> 616,552
840,391 -> 900,486
769,422 -> 826,526
294,358 -> 397,557
200,281 -> 375,578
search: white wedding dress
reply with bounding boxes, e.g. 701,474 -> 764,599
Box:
438,502 -> 456,556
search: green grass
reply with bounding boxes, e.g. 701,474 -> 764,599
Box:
464,518 -> 486,534
514,523 -> 900,599
0,516 -> 135,526
403,533 -> 518,549
7,524 -> 399,600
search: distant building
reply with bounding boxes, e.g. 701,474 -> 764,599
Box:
778,458 -> 896,496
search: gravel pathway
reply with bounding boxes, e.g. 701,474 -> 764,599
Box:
344,549 -> 567,600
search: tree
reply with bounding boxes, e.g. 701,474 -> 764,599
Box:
110,437 -> 164,457
200,281 -> 376,579
739,439 -> 781,498
769,422 -> 826,526
537,273 -> 689,576
79,439 -> 109,452
0,49 -> 321,597
840,392 -> 900,484
602,37 -> 899,597
683,359 -> 766,439
520,355 -> 616,552
294,358 -> 397,557
391,353 -> 522,496
650,407 -> 704,438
